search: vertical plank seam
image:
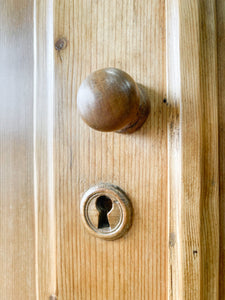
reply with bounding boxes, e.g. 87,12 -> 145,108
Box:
33,0 -> 38,298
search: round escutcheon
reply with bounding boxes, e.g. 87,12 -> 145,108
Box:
80,183 -> 133,240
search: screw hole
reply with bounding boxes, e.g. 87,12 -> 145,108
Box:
96,195 -> 113,229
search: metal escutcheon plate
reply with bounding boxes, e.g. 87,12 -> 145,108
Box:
80,183 -> 133,240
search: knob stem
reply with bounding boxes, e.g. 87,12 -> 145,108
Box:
117,84 -> 149,133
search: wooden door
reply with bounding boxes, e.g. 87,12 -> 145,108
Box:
0,0 -> 223,299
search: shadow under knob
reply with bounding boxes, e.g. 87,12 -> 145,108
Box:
77,68 -> 149,133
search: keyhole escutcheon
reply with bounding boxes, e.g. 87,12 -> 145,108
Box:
80,183 -> 133,240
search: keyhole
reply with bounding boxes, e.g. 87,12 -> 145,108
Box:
96,195 -> 113,229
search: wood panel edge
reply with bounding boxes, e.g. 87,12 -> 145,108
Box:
166,0 -> 183,299
167,0 -> 219,299
216,0 -> 225,298
34,0 -> 57,298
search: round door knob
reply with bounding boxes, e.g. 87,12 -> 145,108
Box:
77,68 -> 149,133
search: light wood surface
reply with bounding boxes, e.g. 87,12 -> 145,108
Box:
0,0 -> 36,299
217,0 -> 225,299
181,1 -> 219,298
167,0 -> 219,299
53,0 -> 167,299
166,0 -> 182,298
0,0 -> 222,299
35,0 -> 56,298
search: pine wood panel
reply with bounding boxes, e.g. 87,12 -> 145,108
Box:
53,0 -> 167,299
0,0 -> 218,300
166,0 -> 182,298
217,0 -> 225,298
0,0 -> 36,299
34,0 -> 57,298
0,0 -> 219,299
167,0 -> 219,299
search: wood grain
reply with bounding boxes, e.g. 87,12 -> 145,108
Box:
166,0 -> 182,298
0,0 -> 36,299
167,0 -> 219,299
217,0 -> 225,299
34,0 -> 56,298
0,0 -> 218,298
53,0 -> 167,299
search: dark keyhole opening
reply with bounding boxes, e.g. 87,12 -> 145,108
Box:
96,195 -> 113,229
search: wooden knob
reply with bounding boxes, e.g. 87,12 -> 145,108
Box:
77,68 -> 149,133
